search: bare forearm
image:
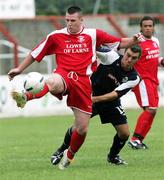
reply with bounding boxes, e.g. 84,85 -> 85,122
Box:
92,91 -> 118,103
18,53 -> 35,72
8,53 -> 35,80
119,37 -> 137,49
119,33 -> 145,49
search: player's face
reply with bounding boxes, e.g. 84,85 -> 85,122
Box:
121,49 -> 139,71
140,20 -> 154,38
65,12 -> 83,34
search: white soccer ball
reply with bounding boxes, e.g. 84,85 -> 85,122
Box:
24,72 -> 45,95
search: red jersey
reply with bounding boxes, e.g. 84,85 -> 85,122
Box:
31,27 -> 121,76
134,36 -> 160,84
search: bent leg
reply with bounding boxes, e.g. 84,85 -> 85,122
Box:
29,73 -> 65,99
58,109 -> 91,170
131,109 -> 156,142
131,79 -> 158,147
51,126 -> 74,165
108,124 -> 129,160
67,108 -> 91,160
12,73 -> 65,108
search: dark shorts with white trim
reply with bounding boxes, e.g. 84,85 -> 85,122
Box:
91,100 -> 127,126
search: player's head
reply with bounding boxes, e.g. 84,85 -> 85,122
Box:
140,16 -> 155,38
129,45 -> 142,59
65,6 -> 83,34
122,45 -> 142,70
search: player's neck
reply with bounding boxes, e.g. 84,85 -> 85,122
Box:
123,66 -> 132,71
143,35 -> 152,40
68,26 -> 83,35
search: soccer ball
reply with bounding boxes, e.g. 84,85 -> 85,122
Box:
24,72 -> 45,95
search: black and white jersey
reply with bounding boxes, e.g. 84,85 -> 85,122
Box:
91,49 -> 141,125
91,50 -> 141,100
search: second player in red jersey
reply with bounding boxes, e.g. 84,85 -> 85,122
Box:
128,16 -> 164,149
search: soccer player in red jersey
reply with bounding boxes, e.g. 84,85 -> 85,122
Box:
8,6 -> 141,169
128,16 -> 164,149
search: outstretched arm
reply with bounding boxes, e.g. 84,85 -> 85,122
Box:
8,53 -> 35,80
119,33 -> 145,49
92,91 -> 118,103
119,37 -> 137,49
92,74 -> 141,103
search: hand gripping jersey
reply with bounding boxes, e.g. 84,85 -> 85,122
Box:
134,36 -> 160,84
31,27 -> 121,76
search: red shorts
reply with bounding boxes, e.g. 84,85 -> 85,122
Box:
53,69 -> 92,114
133,79 -> 159,108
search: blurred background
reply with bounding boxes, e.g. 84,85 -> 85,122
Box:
35,0 -> 164,15
0,0 -> 164,75
0,0 -> 164,117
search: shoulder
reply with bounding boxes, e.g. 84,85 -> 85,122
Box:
82,28 -> 97,36
48,28 -> 68,37
95,29 -> 112,36
151,36 -> 160,46
97,45 -> 112,52
128,68 -> 141,81
97,49 -> 120,65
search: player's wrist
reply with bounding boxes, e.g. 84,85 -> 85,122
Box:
133,32 -> 145,42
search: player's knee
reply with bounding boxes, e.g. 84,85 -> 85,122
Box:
46,78 -> 56,92
119,131 -> 130,140
76,126 -> 88,135
146,108 -> 157,117
46,74 -> 65,94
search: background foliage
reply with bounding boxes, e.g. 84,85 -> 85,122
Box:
35,0 -> 164,15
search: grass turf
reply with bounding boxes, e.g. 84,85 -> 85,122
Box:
0,108 -> 164,180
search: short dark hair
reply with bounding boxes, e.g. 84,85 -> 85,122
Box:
67,6 -> 82,15
140,16 -> 155,27
129,45 -> 142,59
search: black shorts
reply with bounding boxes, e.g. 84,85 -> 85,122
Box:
91,101 -> 127,126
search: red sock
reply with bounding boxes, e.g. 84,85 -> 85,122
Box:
131,110 -> 154,141
141,112 -> 154,138
25,83 -> 49,100
67,129 -> 86,160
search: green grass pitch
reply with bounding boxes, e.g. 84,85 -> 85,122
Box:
0,108 -> 164,180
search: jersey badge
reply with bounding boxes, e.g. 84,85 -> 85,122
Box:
77,36 -> 85,43
122,77 -> 128,83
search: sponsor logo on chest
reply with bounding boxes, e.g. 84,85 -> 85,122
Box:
64,36 -> 89,54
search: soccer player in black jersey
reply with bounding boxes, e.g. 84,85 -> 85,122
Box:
51,45 -> 142,166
